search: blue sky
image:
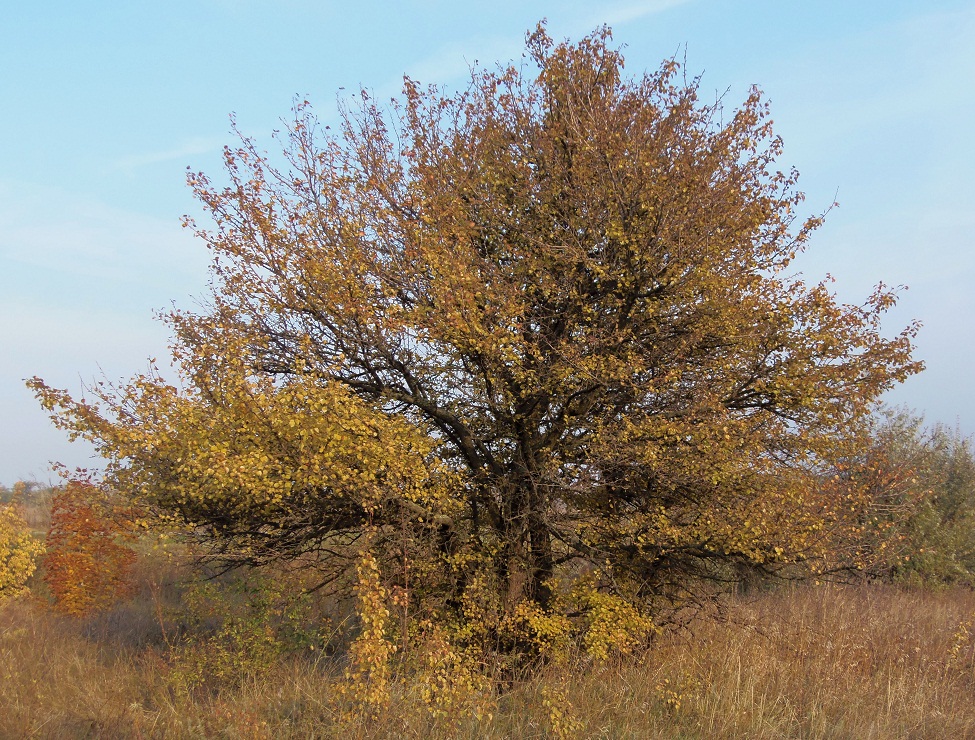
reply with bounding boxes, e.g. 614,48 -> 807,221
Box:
2,0 -> 973,485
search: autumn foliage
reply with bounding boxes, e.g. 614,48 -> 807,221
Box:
838,410 -> 975,585
0,499 -> 43,601
30,24 -> 921,663
43,480 -> 137,616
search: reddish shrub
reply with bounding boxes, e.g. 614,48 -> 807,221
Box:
43,481 -> 136,616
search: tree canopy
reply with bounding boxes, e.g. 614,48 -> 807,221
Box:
31,25 -> 921,657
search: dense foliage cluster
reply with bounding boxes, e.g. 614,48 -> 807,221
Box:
835,409 -> 975,585
0,498 -> 43,601
43,480 -> 137,616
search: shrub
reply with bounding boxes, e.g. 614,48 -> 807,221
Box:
165,567 -> 323,695
43,480 -> 137,616
0,501 -> 43,600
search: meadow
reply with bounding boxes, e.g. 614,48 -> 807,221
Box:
3,542 -> 975,739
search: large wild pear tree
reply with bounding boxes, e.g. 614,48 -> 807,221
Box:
32,26 -> 921,651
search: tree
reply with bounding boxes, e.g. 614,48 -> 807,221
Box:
832,408 -> 975,585
30,25 -> 921,657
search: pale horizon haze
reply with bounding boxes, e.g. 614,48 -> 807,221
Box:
2,0 -> 973,485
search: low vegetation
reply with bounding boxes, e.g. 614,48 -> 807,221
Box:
2,564 -> 974,738
3,414 -> 975,738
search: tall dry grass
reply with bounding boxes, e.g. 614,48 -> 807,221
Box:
555,585 -> 975,739
3,581 -> 975,738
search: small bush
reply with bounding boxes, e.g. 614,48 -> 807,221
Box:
165,567 -> 325,695
43,481 -> 137,616
0,501 -> 44,600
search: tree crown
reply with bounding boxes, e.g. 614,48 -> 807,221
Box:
31,24 -> 921,654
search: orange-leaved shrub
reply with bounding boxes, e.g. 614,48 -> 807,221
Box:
43,480 -> 137,616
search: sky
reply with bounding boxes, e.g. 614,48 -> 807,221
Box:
2,0 -> 973,485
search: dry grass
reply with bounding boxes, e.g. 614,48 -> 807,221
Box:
555,585 -> 975,739
3,581 -> 975,738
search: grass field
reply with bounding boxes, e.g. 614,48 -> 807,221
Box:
3,570 -> 975,738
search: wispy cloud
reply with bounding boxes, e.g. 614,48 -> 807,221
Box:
113,137 -> 225,172
575,0 -> 694,34
765,5 -> 975,154
378,0 -> 694,98
0,182 -> 206,483
0,181 -> 209,292
400,36 -> 524,88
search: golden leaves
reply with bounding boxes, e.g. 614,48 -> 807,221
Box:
0,502 -> 43,601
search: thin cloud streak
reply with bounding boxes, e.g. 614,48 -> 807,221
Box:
113,137 -> 225,172
577,0 -> 694,33
0,183 -> 207,287
382,0 -> 692,98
